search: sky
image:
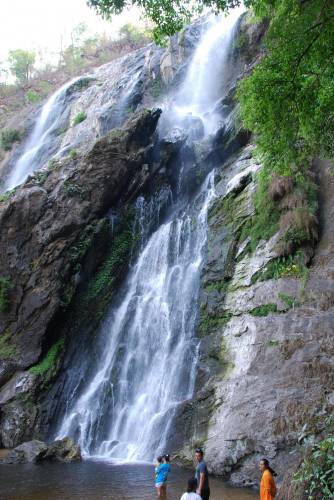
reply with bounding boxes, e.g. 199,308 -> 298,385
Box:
0,0 -> 141,64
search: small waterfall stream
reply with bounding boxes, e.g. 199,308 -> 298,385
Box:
55,10 -> 243,461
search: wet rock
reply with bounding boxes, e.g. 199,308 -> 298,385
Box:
1,440 -> 47,464
44,437 -> 81,462
0,437 -> 81,464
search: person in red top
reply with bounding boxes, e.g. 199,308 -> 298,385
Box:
259,458 -> 277,500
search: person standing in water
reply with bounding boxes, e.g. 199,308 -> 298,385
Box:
155,454 -> 171,498
162,454 -> 171,497
194,448 -> 210,500
260,458 -> 277,500
180,478 -> 202,500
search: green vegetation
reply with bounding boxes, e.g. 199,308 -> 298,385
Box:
56,126 -> 68,136
278,292 -> 299,309
29,338 -> 65,376
25,89 -> 40,104
8,49 -> 36,86
0,276 -> 13,312
69,149 -> 78,160
0,187 -> 17,203
0,128 -> 21,151
252,254 -> 307,283
88,0 -> 240,42
204,280 -> 227,293
149,78 -> 164,98
62,180 -> 87,198
239,170 -> 280,252
294,433 -> 334,499
85,226 -> 137,302
199,311 -> 232,335
33,170 -> 49,184
61,208 -> 138,336
238,0 -> 334,178
250,303 -> 277,317
265,340 -> 279,347
0,331 -> 17,359
72,111 -> 87,126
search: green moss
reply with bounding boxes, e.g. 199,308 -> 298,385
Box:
199,311 -> 232,335
0,190 -> 16,202
62,207 -> 138,337
278,292 -> 299,309
29,338 -> 64,376
204,280 -> 228,293
0,276 -> 13,312
250,303 -> 277,317
59,222 -> 103,307
149,78 -> 164,98
239,170 -> 280,252
1,128 -> 21,151
234,32 -> 248,50
0,331 -> 18,359
265,340 -> 280,347
72,111 -> 87,126
69,149 -> 77,160
56,126 -> 68,136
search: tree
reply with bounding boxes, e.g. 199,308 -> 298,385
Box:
118,23 -> 153,46
8,49 -> 36,86
87,0 -> 243,42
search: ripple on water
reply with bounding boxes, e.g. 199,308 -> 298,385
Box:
0,461 -> 258,500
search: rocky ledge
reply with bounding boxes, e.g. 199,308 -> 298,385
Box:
0,437 -> 81,464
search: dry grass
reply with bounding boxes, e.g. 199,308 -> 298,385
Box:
268,174 -> 294,201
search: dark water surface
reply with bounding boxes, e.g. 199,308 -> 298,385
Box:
0,461 -> 258,500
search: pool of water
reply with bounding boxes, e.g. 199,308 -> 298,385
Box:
0,460 -> 258,500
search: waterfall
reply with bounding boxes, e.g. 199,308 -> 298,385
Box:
55,10 -> 243,461
5,77 -> 82,191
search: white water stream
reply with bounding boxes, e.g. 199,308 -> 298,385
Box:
5,78 -> 84,191
56,10 -> 243,461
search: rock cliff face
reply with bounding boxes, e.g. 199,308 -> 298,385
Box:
0,10 -> 332,494
171,148 -> 334,487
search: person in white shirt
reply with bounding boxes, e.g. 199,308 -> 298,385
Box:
180,478 -> 202,500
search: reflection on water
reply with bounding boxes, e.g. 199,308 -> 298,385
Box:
0,461 -> 258,500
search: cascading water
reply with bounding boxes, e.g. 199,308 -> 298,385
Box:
55,10 -> 243,461
4,77 -> 83,191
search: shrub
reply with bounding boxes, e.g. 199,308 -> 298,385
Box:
252,254 -> 307,283
72,111 -> 87,126
0,277 -> 13,312
1,128 -> 20,151
199,311 -> 232,335
25,89 -> 40,104
294,435 -> 334,499
69,149 -> 77,160
250,304 -> 277,317
62,180 -> 87,198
